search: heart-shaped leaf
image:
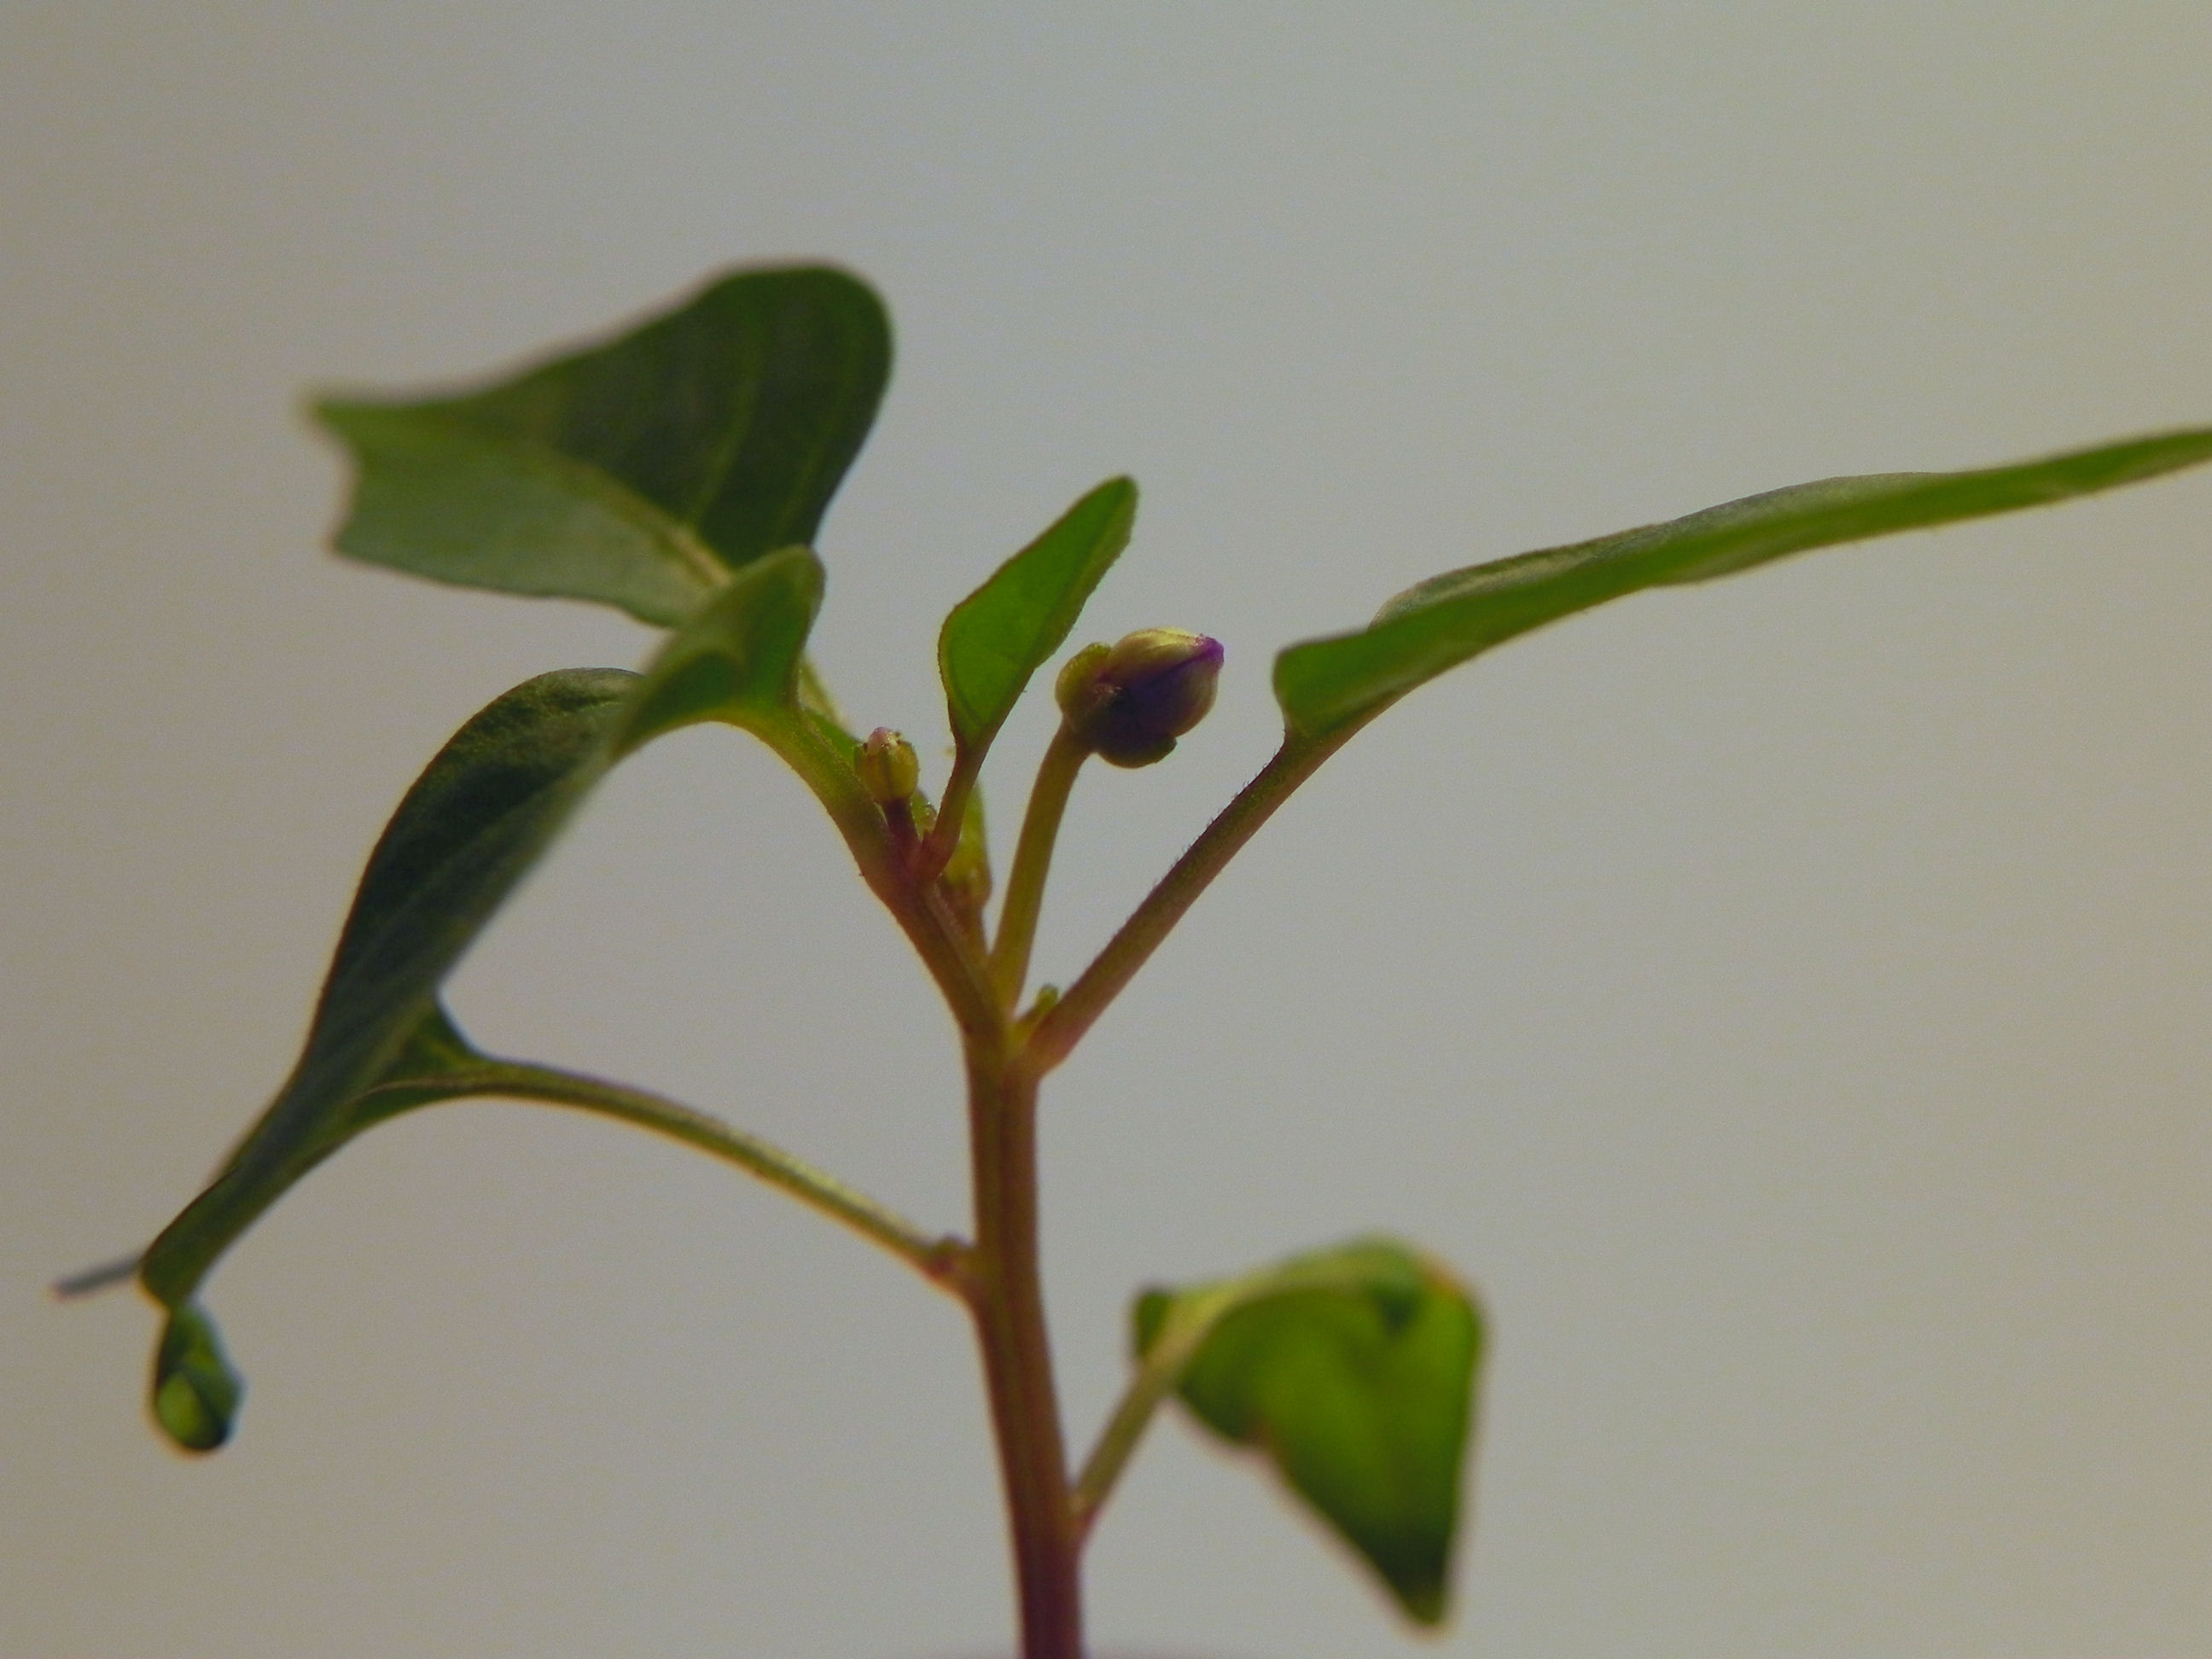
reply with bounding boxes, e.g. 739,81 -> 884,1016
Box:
1276,427 -> 2212,740
939,477 -> 1137,755
1136,1237 -> 1483,1625
317,266 -> 888,626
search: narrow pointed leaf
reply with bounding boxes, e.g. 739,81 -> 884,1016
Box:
1276,427 -> 2212,739
317,266 -> 889,626
1137,1237 -> 1483,1625
939,477 -> 1137,754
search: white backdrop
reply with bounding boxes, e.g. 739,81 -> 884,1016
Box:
5,6 -> 2211,1656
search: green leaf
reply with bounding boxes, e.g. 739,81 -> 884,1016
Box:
609,546 -> 824,752
152,1303 -> 244,1453
1136,1237 -> 1483,1625
1276,427 -> 2212,740
316,265 -> 889,626
939,477 -> 1137,754
138,672 -> 638,1311
131,562 -> 831,1444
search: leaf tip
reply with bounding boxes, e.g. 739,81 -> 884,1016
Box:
152,1303 -> 244,1454
50,1251 -> 143,1300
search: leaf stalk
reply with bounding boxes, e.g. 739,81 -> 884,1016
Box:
1022,725 -> 1356,1076
917,742 -> 984,882
990,724 -> 1091,1009
1070,1280 -> 1242,1535
369,1059 -> 970,1291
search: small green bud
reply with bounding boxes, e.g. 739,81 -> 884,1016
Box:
1053,628 -> 1225,768
854,727 -> 920,804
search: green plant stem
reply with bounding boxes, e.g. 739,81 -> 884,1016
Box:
917,742 -> 985,882
1023,726 -> 1354,1075
991,725 -> 1091,1009
965,1046 -> 1084,1659
1069,1280 -> 1239,1537
361,1059 -> 970,1290
772,700 -> 1083,1654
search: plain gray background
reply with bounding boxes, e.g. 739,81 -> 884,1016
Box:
5,5 -> 2211,1656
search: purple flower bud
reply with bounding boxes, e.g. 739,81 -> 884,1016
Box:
1055,628 -> 1225,767
854,727 -> 920,803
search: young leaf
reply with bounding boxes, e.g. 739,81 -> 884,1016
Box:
1136,1238 -> 1483,1625
939,477 -> 1137,755
1275,427 -> 2212,740
611,545 -> 824,750
317,266 -> 889,626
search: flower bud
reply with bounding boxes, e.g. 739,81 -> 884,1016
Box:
854,727 -> 920,804
1054,628 -> 1225,768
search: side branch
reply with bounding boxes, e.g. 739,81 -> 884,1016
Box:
1022,725 -> 1353,1074
385,1061 -> 971,1294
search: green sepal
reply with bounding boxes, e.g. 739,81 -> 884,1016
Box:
316,265 -> 888,626
1275,427 -> 2212,739
938,477 -> 1137,756
152,1303 -> 244,1454
1137,1237 -> 1482,1625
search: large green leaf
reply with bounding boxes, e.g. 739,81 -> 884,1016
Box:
316,266 -> 888,626
132,560 -> 827,1447
938,477 -> 1137,753
1276,428 -> 2212,740
137,672 -> 637,1314
1136,1237 -> 1483,1624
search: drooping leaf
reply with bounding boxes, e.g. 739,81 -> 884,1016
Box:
1136,1237 -> 1483,1625
939,477 -> 1137,754
132,562 -> 832,1438
152,1303 -> 243,1453
138,672 -> 638,1310
1275,428 -> 2212,740
316,266 -> 889,626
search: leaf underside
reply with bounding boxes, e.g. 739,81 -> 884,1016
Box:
1137,1237 -> 1483,1625
1275,427 -> 2212,739
316,265 -> 888,626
